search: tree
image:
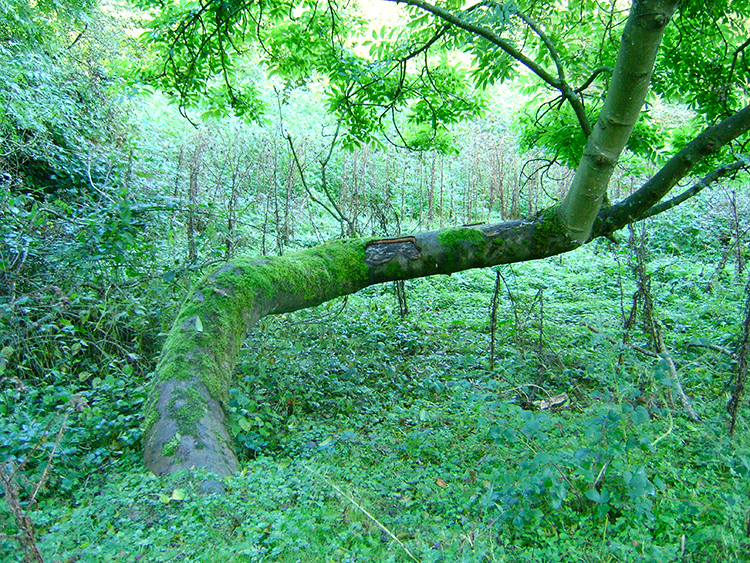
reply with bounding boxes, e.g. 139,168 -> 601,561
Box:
138,0 -> 750,476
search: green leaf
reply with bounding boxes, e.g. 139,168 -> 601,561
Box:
632,405 -> 650,424
585,489 -> 602,503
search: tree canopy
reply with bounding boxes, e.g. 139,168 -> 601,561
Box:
138,1 -> 747,148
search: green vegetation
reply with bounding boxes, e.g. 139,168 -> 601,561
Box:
1,0 -> 750,561
4,225 -> 750,561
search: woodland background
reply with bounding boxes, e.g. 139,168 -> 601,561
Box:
1,1 -> 749,561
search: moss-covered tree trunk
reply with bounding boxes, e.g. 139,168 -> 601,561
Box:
143,219 -> 578,475
142,0 -> 750,476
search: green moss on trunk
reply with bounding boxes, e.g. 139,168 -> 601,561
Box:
436,227 -> 489,267
143,238 -> 372,476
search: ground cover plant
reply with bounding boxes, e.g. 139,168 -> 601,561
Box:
3,194 -> 750,561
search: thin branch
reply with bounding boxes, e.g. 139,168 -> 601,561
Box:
576,66 -> 614,93
383,0 -> 561,89
304,465 -> 420,562
687,341 -> 738,360
655,332 -> 701,423
728,37 -> 750,95
286,134 -> 342,224
386,0 -> 594,135
585,323 -> 658,358
637,158 -> 749,220
67,23 -> 88,49
514,11 -> 592,136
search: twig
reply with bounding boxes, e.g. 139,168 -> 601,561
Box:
303,466 -> 420,562
687,341 -> 738,360
0,466 -> 44,563
489,271 -> 501,369
0,395 -> 84,562
501,383 -> 554,400
650,394 -> 674,447
729,270 -> 750,434
656,332 -> 701,423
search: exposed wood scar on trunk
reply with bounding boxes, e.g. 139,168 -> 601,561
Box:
365,236 -> 422,265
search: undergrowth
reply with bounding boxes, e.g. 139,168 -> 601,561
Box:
2,214 -> 749,562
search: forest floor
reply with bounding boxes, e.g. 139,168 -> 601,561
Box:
3,219 -> 750,563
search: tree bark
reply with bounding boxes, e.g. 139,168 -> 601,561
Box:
557,0 -> 678,243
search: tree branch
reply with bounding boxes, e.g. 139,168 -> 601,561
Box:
637,158 -> 749,220
595,103 -> 750,236
576,66 -> 614,93
513,10 -> 592,137
384,0 -> 561,89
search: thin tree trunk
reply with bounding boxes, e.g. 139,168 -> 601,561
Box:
187,152 -> 201,263
558,0 -> 678,242
729,272 -> 750,434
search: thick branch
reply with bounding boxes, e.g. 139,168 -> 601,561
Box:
595,103 -> 750,235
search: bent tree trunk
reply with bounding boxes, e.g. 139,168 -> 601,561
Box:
142,218 -> 577,476
142,0 -> 673,477
142,0 -> 750,476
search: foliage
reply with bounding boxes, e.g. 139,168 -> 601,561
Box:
0,0 -> 141,196
653,0 -> 750,122
137,0 -> 487,150
3,198 -> 749,560
135,0 -> 750,163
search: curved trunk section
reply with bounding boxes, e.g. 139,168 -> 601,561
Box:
143,213 -> 579,476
